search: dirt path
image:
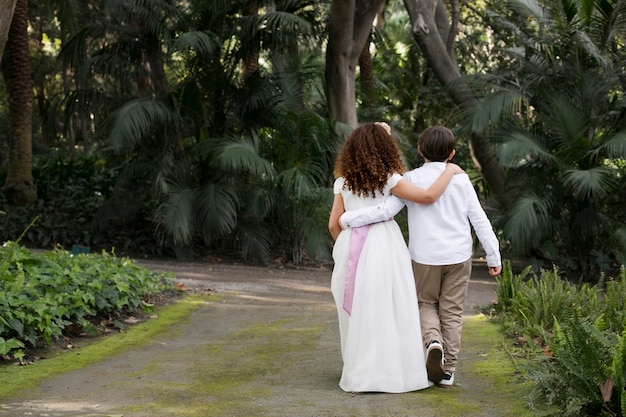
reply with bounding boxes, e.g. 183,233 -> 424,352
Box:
0,260 -> 527,417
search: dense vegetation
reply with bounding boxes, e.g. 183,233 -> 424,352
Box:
0,0 -> 623,281
496,263 -> 626,416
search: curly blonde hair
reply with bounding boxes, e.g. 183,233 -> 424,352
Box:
333,123 -> 407,198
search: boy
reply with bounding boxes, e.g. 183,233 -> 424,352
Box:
340,125 -> 502,387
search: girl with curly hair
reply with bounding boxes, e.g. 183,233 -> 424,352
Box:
328,122 -> 463,393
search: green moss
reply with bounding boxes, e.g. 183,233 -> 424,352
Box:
460,314 -> 537,416
128,316 -> 328,416
0,294 -> 206,400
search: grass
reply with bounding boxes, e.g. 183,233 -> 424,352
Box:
0,294 -> 205,401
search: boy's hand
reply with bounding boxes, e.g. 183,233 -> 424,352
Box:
488,266 -> 502,277
446,163 -> 464,174
375,121 -> 392,135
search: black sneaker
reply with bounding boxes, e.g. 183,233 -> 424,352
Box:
438,372 -> 454,387
425,340 -> 445,383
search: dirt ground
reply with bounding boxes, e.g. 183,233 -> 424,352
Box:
0,259 -> 516,417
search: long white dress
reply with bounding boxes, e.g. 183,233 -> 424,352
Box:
331,174 -> 430,393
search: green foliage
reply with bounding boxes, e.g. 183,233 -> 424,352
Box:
495,260 -> 531,313
525,315 -> 619,417
0,154 -> 119,249
0,242 -> 175,360
615,331 -> 626,416
497,265 -> 626,416
602,267 -> 626,335
475,0 -> 626,281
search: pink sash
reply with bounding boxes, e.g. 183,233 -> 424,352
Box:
343,225 -> 370,315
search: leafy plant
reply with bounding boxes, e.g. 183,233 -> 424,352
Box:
496,264 -> 626,416
0,243 -> 175,360
495,260 -> 531,313
525,314 -> 619,416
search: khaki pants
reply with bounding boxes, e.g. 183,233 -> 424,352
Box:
412,259 -> 472,373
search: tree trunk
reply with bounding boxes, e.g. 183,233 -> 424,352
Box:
358,34 -> 375,108
403,0 -> 509,204
325,0 -> 386,129
0,0 -> 17,63
2,0 -> 36,205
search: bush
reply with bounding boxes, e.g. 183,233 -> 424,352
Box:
496,265 -> 626,416
0,242 -> 176,362
0,154 -> 116,248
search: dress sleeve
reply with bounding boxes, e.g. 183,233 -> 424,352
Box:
333,177 -> 345,195
387,173 -> 404,189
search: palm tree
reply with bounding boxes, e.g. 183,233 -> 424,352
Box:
468,0 -> 626,280
1,0 -> 36,205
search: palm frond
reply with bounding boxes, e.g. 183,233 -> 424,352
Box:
563,167 -> 617,200
47,0 -> 85,38
610,226 -> 626,255
508,0 -> 545,22
485,10 -> 529,43
545,96 -> 587,148
300,215 -> 331,261
212,138 -> 276,180
196,183 -> 239,236
278,163 -> 324,200
155,186 -> 196,246
172,31 -> 222,59
262,10 -> 313,41
572,30 -> 610,67
238,220 -> 272,261
504,191 -> 554,251
499,131 -> 555,168
469,89 -> 527,135
590,130 -> 626,159
106,98 -> 181,154
241,188 -> 275,220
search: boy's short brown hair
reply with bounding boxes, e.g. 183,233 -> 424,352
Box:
418,126 -> 455,162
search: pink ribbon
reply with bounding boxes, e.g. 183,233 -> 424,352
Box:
343,225 -> 370,315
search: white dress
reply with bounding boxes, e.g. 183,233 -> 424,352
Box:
331,174 -> 430,393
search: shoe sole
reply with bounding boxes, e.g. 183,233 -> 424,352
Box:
426,346 -> 445,383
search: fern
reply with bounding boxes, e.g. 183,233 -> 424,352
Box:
525,313 -> 619,416
602,267 -> 626,335
495,260 -> 531,312
614,332 -> 626,416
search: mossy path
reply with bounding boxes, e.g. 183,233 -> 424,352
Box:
0,262 -> 534,416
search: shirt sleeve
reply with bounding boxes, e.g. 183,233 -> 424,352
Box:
466,182 -> 501,267
339,195 -> 406,228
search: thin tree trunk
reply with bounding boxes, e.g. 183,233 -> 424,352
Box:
0,0 -> 17,63
325,0 -> 386,129
358,34 -> 375,108
2,0 -> 36,205
403,0 -> 509,204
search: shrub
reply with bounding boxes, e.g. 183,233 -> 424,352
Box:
0,242 -> 176,361
498,265 -> 626,416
